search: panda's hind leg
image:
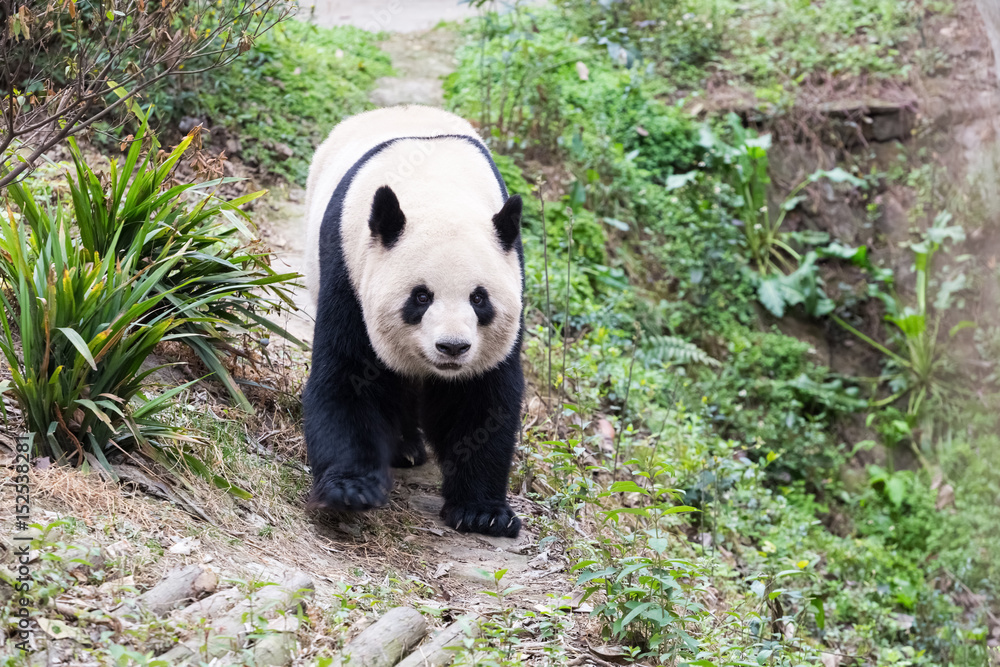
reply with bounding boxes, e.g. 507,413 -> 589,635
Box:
392,381 -> 427,468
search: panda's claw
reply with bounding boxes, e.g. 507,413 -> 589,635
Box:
440,502 -> 521,538
392,438 -> 428,469
309,469 -> 390,513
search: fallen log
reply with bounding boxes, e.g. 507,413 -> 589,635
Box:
112,564 -> 217,618
138,564 -> 218,615
172,585 -> 244,621
339,606 -> 428,666
396,615 -> 479,667
157,570 -> 314,663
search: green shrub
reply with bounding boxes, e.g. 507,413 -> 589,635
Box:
719,0 -> 922,86
0,178 -> 191,468
0,120 -> 294,481
699,330 -> 864,481
557,0 -> 921,93
555,0 -> 721,86
62,118 -> 298,411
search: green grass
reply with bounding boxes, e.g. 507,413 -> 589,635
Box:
550,0 -> 935,100
716,0 -> 926,84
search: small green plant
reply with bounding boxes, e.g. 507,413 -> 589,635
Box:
836,212 -> 972,434
575,460 -> 705,661
695,114 -> 867,278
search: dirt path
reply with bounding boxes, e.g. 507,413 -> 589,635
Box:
257,3 -> 568,637
307,0 -> 479,33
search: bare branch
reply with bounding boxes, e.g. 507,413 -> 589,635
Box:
0,0 -> 293,187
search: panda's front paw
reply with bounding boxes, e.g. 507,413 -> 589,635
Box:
308,469 -> 390,512
391,437 -> 428,469
440,502 -> 521,538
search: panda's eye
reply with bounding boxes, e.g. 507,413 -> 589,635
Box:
471,293 -> 483,305
416,291 -> 431,305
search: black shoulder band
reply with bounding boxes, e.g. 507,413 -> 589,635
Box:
319,134 -> 513,285
331,134 -> 508,216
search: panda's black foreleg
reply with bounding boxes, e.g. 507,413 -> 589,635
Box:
421,351 -> 524,538
392,381 -> 427,468
303,286 -> 399,512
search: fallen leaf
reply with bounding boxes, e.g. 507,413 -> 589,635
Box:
37,618 -> 86,642
433,561 -> 454,579
935,483 -> 955,511
575,61 -> 589,81
168,537 -> 200,555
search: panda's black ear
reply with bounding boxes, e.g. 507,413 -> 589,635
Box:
492,195 -> 522,252
369,185 -> 406,248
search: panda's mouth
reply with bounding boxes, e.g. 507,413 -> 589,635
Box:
420,352 -> 464,373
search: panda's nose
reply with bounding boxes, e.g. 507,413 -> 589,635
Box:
436,340 -> 471,357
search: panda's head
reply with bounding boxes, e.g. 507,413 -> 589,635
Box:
358,185 -> 523,381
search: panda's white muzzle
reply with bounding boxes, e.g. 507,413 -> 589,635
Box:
421,305 -> 478,374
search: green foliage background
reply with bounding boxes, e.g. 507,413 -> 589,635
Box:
446,0 -> 998,663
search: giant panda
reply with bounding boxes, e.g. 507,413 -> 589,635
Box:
302,105 -> 525,538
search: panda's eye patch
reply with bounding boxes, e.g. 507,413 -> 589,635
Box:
470,287 -> 495,326
402,285 -> 433,325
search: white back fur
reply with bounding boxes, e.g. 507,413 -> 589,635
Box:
303,106 -> 522,380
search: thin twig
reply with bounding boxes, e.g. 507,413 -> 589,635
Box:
612,325 -> 640,480
536,179 -> 553,409
560,208 -> 574,426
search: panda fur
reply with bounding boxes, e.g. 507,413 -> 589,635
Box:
302,105 -> 525,538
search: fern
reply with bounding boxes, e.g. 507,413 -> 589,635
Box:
642,335 -> 720,367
